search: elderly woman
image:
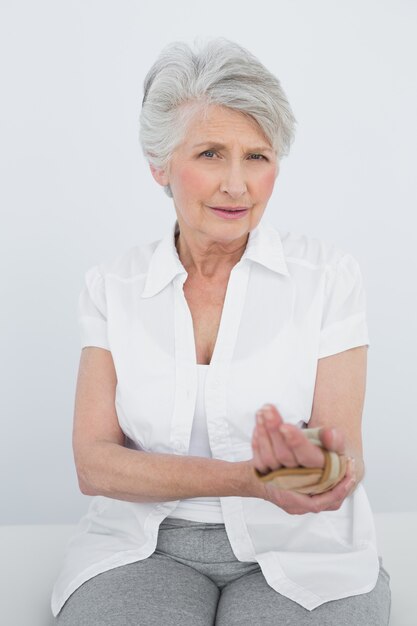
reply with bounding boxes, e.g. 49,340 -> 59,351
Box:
52,39 -> 391,624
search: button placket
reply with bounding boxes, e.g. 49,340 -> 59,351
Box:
205,262 -> 251,462
169,274 -> 198,454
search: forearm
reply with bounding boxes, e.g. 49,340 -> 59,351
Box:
77,441 -> 260,502
344,446 -> 365,484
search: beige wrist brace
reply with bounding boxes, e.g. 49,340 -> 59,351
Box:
253,427 -> 347,495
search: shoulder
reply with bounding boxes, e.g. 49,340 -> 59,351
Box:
269,227 -> 366,304
86,237 -> 162,283
278,229 -> 352,271
258,221 -> 365,290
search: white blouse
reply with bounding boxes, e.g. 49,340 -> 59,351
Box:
51,218 -> 379,616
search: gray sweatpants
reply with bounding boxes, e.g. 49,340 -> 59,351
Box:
56,516 -> 391,625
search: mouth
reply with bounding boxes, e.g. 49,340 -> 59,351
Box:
207,206 -> 250,220
208,206 -> 250,213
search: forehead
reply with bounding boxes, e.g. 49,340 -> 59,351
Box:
183,104 -> 272,148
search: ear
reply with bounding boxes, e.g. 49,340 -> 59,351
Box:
149,163 -> 170,187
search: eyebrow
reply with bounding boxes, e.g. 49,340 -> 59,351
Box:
192,142 -> 274,153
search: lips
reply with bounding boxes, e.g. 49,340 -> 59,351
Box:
209,206 -> 249,211
208,206 -> 249,220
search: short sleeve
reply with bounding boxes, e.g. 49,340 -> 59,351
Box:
318,254 -> 370,359
78,265 -> 110,350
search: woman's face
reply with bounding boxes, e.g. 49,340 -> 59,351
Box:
151,104 -> 279,247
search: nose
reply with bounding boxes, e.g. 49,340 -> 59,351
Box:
219,161 -> 248,198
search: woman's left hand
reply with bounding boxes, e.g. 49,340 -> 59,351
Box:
251,403 -> 357,515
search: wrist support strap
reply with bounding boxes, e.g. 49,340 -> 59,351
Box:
253,427 -> 347,495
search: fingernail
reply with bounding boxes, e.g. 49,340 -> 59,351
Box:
279,425 -> 291,437
259,404 -> 274,422
256,411 -> 264,425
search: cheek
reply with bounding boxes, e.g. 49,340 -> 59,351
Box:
258,170 -> 277,197
178,166 -> 211,195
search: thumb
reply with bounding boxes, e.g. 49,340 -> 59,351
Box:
318,426 -> 345,454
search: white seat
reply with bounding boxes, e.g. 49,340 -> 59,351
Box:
0,512 -> 414,625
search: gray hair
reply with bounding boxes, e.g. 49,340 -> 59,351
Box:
139,37 -> 296,197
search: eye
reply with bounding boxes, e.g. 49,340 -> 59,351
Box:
248,153 -> 267,161
200,150 -> 216,158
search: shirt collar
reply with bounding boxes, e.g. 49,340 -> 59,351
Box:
242,218 -> 290,277
141,217 -> 289,298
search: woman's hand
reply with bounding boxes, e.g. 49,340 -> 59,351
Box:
251,404 -> 357,515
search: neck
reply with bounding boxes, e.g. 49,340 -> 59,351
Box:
174,227 -> 248,280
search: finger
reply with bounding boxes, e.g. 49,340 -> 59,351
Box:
264,457 -> 356,514
321,467 -> 356,510
260,405 -> 298,467
258,402 -> 285,422
255,413 -> 282,471
306,457 -> 356,511
279,423 -> 325,468
251,430 -> 270,474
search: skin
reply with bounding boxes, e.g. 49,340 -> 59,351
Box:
150,104 -> 279,279
151,106 -> 365,513
72,106 -> 368,615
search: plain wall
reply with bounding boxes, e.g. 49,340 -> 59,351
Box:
1,0 -> 416,523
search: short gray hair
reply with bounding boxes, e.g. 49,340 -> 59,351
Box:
139,37 -> 296,197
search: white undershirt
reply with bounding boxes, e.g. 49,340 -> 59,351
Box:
168,364 -> 224,522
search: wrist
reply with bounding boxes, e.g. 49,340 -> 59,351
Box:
345,451 -> 365,485
238,460 -> 268,499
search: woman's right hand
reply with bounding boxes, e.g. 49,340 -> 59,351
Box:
249,404 -> 356,515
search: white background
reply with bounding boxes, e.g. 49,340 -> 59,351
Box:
1,0 -> 416,523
